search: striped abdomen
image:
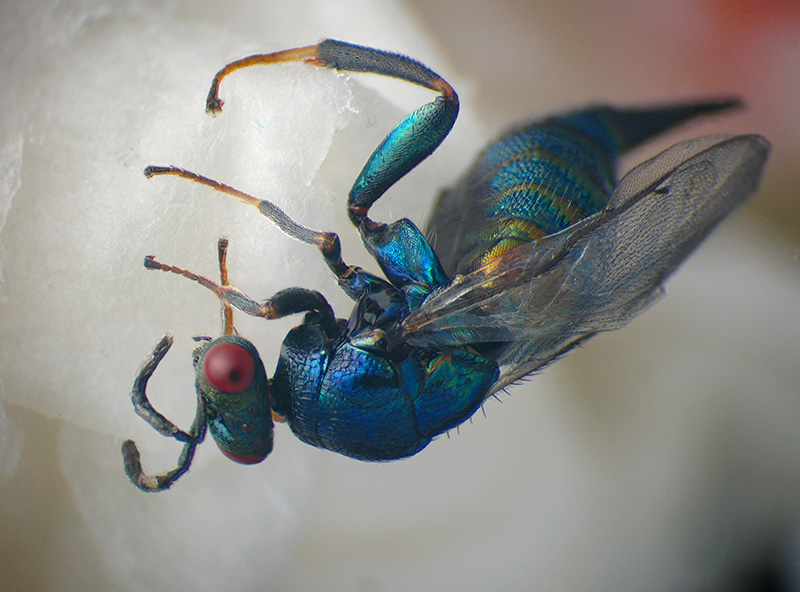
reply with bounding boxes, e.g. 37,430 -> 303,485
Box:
426,101 -> 738,276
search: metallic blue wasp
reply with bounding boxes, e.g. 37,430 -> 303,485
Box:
123,39 -> 770,491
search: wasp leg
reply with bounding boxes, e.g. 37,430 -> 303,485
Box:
123,335 -> 208,492
129,334 -> 193,441
122,395 -> 207,492
309,40 -> 459,227
142,255 -> 341,337
205,40 -> 458,209
143,166 -> 395,302
202,40 -> 458,284
150,39 -> 459,302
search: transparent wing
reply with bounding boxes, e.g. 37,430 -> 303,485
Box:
403,134 -> 770,393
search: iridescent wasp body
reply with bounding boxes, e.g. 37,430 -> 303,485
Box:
123,40 -> 769,491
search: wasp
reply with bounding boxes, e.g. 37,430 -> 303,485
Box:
123,40 -> 770,491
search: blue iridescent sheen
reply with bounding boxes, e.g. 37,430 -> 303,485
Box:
428,103 -> 743,275
124,40 -> 769,491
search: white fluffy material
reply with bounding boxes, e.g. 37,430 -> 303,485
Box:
2,2 -> 799,591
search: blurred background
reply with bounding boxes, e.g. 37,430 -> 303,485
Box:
0,1 -> 798,591
407,0 -> 799,238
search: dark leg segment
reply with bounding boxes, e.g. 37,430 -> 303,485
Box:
129,334 -> 193,441
316,40 -> 459,226
143,254 -> 340,338
144,165 -> 394,302
201,40 -> 458,287
122,334 -> 209,492
122,397 -> 206,492
205,39 -> 459,222
314,40 -> 460,226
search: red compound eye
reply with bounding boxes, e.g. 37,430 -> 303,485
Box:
218,445 -> 267,465
203,342 -> 256,393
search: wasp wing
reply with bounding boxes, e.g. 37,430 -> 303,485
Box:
403,134 -> 770,393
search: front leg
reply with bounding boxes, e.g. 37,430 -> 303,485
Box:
144,166 -> 394,303
128,334 -> 194,442
122,402 -> 206,492
143,254 -> 341,338
122,334 -> 208,492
